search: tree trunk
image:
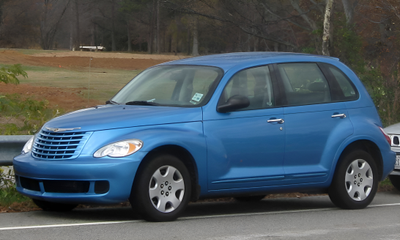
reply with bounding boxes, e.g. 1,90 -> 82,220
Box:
322,0 -> 334,56
191,16 -> 199,56
274,42 -> 279,52
91,23 -> 96,46
148,12 -> 153,54
246,34 -> 251,52
254,37 -> 258,52
156,0 -> 160,54
70,22 -> 73,50
40,1 -> 48,49
127,22 -> 132,52
290,0 -> 321,54
148,0 -> 157,53
111,0 -> 116,51
74,0 -> 80,50
40,0 -> 71,50
341,0 -> 358,25
187,30 -> 191,55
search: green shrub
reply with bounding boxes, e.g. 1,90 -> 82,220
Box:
0,64 -> 27,84
0,168 -> 31,207
0,94 -> 62,135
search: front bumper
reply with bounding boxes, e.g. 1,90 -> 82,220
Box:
389,148 -> 400,176
13,152 -> 145,204
390,170 -> 400,176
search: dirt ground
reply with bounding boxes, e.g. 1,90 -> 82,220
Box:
0,49 -> 182,70
0,50 -> 182,111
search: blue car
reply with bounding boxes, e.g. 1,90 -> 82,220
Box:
14,52 -> 395,221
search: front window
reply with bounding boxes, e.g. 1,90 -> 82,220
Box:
219,65 -> 274,110
111,65 -> 223,107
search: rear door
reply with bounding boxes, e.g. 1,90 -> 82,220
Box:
275,62 -> 354,185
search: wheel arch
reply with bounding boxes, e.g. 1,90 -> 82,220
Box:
337,140 -> 383,180
133,145 -> 200,202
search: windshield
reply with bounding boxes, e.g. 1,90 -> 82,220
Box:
111,65 -> 223,107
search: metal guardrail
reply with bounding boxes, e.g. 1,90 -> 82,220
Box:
0,135 -> 31,166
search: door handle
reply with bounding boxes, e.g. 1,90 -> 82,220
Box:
331,113 -> 346,118
267,118 -> 285,124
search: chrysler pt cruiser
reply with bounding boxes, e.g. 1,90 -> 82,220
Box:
14,52 -> 396,221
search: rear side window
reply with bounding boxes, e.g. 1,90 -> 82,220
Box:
277,63 -> 331,106
326,65 -> 358,101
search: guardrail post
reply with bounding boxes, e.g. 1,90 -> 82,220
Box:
0,135 -> 32,166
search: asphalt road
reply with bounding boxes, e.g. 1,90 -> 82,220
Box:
1,192 -> 400,240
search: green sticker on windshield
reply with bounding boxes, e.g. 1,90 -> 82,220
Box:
191,93 -> 203,102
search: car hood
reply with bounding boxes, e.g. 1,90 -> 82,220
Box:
43,105 -> 203,132
384,122 -> 400,135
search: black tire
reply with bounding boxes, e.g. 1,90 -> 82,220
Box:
389,175 -> 400,192
234,195 -> 265,202
329,150 -> 378,209
130,154 -> 191,222
32,199 -> 78,212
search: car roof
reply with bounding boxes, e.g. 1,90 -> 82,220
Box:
161,52 -> 339,72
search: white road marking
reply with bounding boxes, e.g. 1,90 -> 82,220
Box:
1,202 -> 399,231
0,221 -> 139,231
368,202 -> 400,208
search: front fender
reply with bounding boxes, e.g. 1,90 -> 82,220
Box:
85,122 -> 207,193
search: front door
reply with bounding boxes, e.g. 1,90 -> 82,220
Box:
204,65 -> 286,190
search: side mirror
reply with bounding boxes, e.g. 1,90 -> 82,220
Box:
217,95 -> 250,113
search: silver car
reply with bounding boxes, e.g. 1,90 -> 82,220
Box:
384,123 -> 400,191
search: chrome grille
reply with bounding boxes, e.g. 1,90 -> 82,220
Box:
32,129 -> 92,160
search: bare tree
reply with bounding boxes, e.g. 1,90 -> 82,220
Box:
341,0 -> 358,25
111,0 -> 117,51
191,15 -> 199,56
40,0 -> 71,50
322,0 -> 334,56
73,0 -> 81,49
0,0 -> 40,48
121,0 -> 157,53
156,0 -> 160,53
165,0 -> 329,52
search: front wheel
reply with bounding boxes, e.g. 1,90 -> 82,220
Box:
329,150 -> 378,209
130,154 -> 191,221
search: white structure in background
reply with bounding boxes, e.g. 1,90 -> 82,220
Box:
79,46 -> 106,51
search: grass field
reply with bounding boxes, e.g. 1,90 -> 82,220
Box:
0,49 -> 176,111
14,49 -> 59,55
20,65 -> 140,102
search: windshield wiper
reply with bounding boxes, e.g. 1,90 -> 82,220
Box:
106,100 -> 119,105
125,101 -> 160,106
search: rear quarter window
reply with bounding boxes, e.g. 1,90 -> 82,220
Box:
325,65 -> 359,101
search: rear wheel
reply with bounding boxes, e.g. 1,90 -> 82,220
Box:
130,154 -> 191,221
329,150 -> 378,209
389,175 -> 400,191
32,199 -> 78,212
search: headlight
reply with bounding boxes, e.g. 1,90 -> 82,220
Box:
94,139 -> 143,158
22,136 -> 35,154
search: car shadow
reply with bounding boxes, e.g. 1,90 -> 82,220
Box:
29,195 -> 336,222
